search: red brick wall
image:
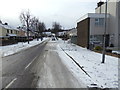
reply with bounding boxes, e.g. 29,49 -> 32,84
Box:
77,18 -> 90,48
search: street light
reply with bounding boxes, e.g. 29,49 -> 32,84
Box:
102,0 -> 108,63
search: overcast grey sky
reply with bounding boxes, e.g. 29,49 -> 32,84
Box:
0,0 -> 105,29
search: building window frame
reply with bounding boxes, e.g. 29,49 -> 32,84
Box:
95,18 -> 104,26
7,29 -> 9,33
11,30 -> 13,34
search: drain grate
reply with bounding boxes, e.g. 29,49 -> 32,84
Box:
45,50 -> 48,51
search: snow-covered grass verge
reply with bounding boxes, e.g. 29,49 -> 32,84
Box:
57,40 -> 118,89
0,38 -> 49,57
112,51 -> 120,54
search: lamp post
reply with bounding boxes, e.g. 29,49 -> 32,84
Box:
102,0 -> 107,63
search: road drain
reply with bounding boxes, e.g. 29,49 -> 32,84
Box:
45,50 -> 48,51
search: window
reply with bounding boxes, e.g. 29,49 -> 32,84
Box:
95,18 -> 104,26
11,30 -> 13,33
7,29 -> 9,33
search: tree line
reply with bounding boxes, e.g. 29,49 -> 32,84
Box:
19,10 -> 62,44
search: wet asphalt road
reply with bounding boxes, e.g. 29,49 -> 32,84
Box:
2,40 -> 86,89
2,40 -> 47,89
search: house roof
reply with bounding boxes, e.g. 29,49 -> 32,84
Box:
77,13 -> 110,23
0,23 -> 19,31
7,34 -> 17,36
0,23 -> 3,27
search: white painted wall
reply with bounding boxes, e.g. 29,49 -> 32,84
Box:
95,0 -> 119,47
117,1 -> 120,48
90,17 -> 109,35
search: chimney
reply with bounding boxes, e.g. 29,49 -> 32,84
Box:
4,23 -> 8,25
97,1 -> 105,13
97,1 -> 104,7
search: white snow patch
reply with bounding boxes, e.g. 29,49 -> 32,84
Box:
0,38 -> 49,57
57,39 -> 118,89
112,51 -> 120,54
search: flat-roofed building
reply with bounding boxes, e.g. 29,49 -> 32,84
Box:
77,13 -> 109,49
77,0 -> 119,49
95,0 -> 120,48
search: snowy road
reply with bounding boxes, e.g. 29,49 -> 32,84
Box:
2,40 -> 86,89
36,41 -> 86,88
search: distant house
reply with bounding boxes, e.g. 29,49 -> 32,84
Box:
17,26 -> 35,38
66,28 -> 77,37
0,23 -> 20,45
44,32 -> 51,36
17,26 -> 26,37
0,23 -> 19,37
19,29 -> 26,37
66,28 -> 77,44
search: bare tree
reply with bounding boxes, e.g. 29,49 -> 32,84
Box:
52,22 -> 61,37
20,10 -> 31,44
29,17 -> 39,32
38,22 -> 46,41
29,17 -> 36,32
28,17 -> 38,40
28,16 -> 46,41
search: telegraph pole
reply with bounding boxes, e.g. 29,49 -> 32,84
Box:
102,0 -> 107,63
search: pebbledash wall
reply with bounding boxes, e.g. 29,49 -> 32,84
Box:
95,0 -> 120,48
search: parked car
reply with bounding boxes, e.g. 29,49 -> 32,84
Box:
29,37 -> 33,41
90,40 -> 102,45
52,37 -> 55,41
90,38 -> 102,46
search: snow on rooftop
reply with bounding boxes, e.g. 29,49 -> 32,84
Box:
0,23 -> 19,31
77,13 -> 110,23
0,24 -> 2,27
44,32 -> 51,35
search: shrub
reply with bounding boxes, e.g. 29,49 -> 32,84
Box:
106,49 -> 112,53
110,44 -> 114,47
94,46 -> 102,51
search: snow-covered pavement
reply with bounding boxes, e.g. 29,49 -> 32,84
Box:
0,38 -> 49,57
57,39 -> 118,89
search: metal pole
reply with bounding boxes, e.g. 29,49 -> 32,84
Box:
102,0 -> 107,63
64,33 -> 65,43
27,22 -> 29,44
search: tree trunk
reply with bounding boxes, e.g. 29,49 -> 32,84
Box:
27,21 -> 29,44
